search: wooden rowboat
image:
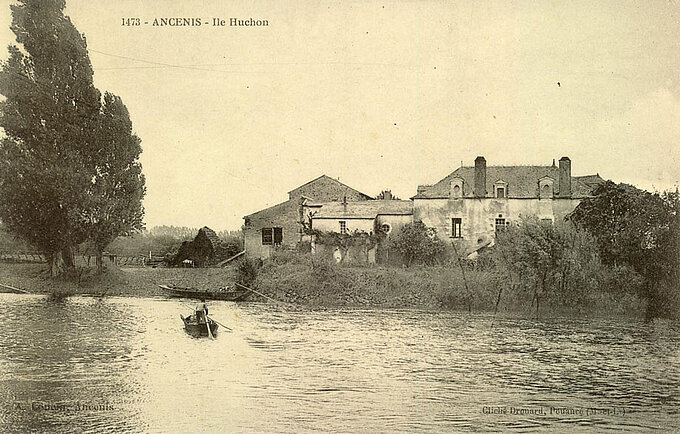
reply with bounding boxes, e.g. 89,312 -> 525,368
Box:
159,284 -> 249,301
180,312 -> 219,337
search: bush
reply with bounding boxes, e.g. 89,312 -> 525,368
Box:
388,222 -> 446,266
236,256 -> 260,288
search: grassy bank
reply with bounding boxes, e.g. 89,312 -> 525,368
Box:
0,258 -> 650,318
0,262 -> 236,298
253,252 -> 649,317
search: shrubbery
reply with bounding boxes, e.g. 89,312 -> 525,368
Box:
387,222 -> 447,266
490,217 -> 646,317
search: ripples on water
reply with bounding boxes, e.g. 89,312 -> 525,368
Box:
0,294 -> 678,433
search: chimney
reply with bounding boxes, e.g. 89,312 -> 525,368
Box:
474,156 -> 487,198
558,157 -> 571,198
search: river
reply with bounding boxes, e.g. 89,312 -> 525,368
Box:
0,294 -> 678,433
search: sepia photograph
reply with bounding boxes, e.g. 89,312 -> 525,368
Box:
0,0 -> 678,432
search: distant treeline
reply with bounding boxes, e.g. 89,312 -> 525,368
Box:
0,224 -> 244,262
106,226 -> 243,259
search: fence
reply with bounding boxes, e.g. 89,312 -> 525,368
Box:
0,251 -> 152,267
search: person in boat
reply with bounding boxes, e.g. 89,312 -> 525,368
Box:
195,301 -> 208,324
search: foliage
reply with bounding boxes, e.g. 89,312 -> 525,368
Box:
491,216 -> 640,317
0,0 -> 144,276
0,0 -> 101,274
86,92 -> 145,270
106,226 -> 195,257
104,226 -> 244,263
570,181 -> 679,317
387,222 -> 446,266
169,228 -> 243,267
235,256 -> 260,288
0,223 -> 33,253
310,229 -> 383,249
172,230 -> 215,267
214,236 -> 244,261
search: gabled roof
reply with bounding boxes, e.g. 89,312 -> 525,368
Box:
243,199 -> 295,219
413,166 -> 604,199
288,175 -> 373,200
312,200 -> 413,219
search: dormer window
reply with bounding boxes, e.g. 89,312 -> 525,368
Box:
450,177 -> 464,199
538,176 -> 555,199
493,180 -> 508,199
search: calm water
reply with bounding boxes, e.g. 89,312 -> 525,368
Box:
0,294 -> 678,433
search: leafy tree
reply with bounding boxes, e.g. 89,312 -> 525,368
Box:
0,0 -> 101,275
388,222 -> 446,266
0,0 -> 145,276
86,92 -> 145,272
570,181 -> 679,317
493,217 -> 602,317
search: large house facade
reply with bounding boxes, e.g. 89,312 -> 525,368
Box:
412,156 -> 603,254
243,157 -> 603,261
243,175 -> 372,259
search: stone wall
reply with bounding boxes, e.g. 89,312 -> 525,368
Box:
312,218 -> 375,234
243,200 -> 305,260
413,197 -> 582,254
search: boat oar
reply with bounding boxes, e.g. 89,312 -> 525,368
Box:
235,282 -> 299,309
207,315 -> 232,332
205,310 -> 214,339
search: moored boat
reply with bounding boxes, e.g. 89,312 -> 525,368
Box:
159,284 -> 249,301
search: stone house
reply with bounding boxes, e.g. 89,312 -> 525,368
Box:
307,198 -> 413,264
412,156 -> 603,255
243,175 -> 372,259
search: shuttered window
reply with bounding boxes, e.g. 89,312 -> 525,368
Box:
262,227 -> 283,245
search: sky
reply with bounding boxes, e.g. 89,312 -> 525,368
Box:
1,0 -> 679,231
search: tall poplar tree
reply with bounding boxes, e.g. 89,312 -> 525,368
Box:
0,0 -> 145,276
87,92 -> 145,272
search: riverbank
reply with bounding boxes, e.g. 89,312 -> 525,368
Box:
252,253 -> 649,317
0,260 -> 651,318
0,262 -> 237,298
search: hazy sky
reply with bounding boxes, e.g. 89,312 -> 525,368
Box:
1,0 -> 679,230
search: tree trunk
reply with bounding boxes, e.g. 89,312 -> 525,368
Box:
47,250 -> 66,277
61,246 -> 75,272
95,250 -> 104,274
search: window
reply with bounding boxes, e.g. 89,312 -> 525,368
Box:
261,228 -> 273,245
450,179 -> 464,198
261,227 -> 283,245
273,227 -> 283,245
495,218 -> 507,233
381,223 -> 392,234
494,181 -> 508,198
452,218 -> 462,238
339,221 -> 347,234
542,184 -> 552,197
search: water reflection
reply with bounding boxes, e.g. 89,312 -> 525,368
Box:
0,294 -> 678,433
0,295 -> 148,433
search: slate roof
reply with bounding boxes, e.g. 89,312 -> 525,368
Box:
413,166 -> 603,199
243,199 -> 294,219
287,175 -> 373,200
312,200 -> 413,219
